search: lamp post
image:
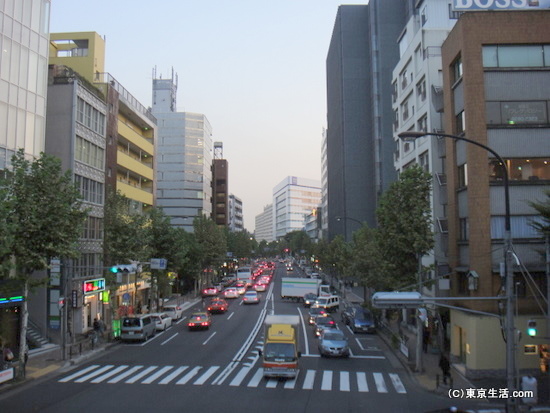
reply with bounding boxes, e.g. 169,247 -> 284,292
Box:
398,131 -> 516,411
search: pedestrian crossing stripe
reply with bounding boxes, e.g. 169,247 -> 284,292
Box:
58,364 -> 407,393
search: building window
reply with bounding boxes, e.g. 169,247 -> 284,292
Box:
417,79 -> 426,102
489,158 -> 550,182
458,164 -> 468,188
452,56 -> 463,84
419,151 -> 429,172
418,115 -> 428,133
400,69 -> 409,90
483,44 -> 548,68
421,6 -> 427,26
459,218 -> 469,241
392,81 -> 398,104
491,215 -> 545,240
401,99 -> 410,121
456,111 -> 465,134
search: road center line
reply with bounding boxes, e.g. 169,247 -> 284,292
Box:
227,312 -> 235,320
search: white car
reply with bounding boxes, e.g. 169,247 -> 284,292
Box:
162,305 -> 184,320
242,291 -> 260,304
223,287 -> 239,299
149,312 -> 173,331
254,283 -> 266,292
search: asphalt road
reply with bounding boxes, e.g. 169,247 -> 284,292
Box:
0,263 -> 486,413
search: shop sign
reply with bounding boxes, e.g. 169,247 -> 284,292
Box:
453,0 -> 550,10
83,278 -> 105,295
0,368 -> 14,384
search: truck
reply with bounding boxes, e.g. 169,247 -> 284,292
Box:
260,315 -> 301,379
281,277 -> 331,301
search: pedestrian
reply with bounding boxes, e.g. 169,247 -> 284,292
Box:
439,353 -> 451,385
422,327 -> 430,354
93,318 -> 101,342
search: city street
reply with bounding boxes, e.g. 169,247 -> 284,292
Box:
0,265 -> 488,413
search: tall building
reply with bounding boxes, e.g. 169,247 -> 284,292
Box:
45,65 -> 107,337
228,194 -> 244,233
440,10 -> 550,379
50,32 -> 157,215
392,0 -> 459,349
273,176 -> 322,240
0,0 -> 51,167
320,128 -> 328,240
0,0 -> 52,357
255,203 -> 274,243
152,70 -> 213,231
326,1 -> 407,241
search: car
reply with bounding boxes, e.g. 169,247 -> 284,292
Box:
235,283 -> 247,295
242,290 -> 260,304
201,286 -> 218,297
162,304 -> 184,320
207,298 -> 228,314
303,293 -> 317,307
188,312 -> 212,330
149,312 -> 173,331
314,315 -> 337,337
341,305 -> 376,333
254,283 -> 266,292
308,306 -> 328,325
318,328 -> 350,357
223,287 -> 239,299
120,315 -> 155,342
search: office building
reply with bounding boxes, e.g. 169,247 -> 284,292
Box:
273,176 -> 321,240
440,10 -> 550,378
255,204 -> 274,243
229,194 -> 244,232
152,70 -> 213,231
326,1 -> 407,241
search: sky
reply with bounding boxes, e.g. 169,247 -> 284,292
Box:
50,0 -> 367,232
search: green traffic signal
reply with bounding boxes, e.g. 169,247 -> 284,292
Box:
527,319 -> 537,337
110,266 -> 119,273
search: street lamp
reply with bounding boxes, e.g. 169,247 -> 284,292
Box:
399,131 -> 516,410
335,215 -> 363,226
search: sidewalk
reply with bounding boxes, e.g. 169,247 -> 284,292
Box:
0,294 -> 201,394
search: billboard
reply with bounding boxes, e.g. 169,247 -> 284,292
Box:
453,0 -> 550,10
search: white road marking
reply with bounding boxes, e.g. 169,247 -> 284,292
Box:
227,312 -> 235,320
284,376 -> 297,389
194,366 -> 220,385
107,366 -> 143,383
266,378 -> 278,388
176,366 -> 202,385
321,370 -> 333,391
125,366 -> 158,384
230,365 -> 252,386
356,372 -> 369,392
159,366 -> 188,384
202,331 -> 216,345
389,373 -> 407,393
373,372 -> 388,393
355,337 -> 365,350
75,365 -> 114,383
142,366 -> 174,384
302,369 -> 316,390
340,371 -> 350,392
247,368 -> 264,387
161,333 -> 178,345
91,365 -> 129,383
58,365 -> 100,382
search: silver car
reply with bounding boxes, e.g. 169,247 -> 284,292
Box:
318,329 -> 350,357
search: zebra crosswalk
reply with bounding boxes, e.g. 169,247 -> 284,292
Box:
58,363 -> 407,394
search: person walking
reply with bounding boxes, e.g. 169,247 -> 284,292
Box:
439,353 -> 451,385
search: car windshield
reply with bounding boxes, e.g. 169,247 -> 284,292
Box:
323,331 -> 345,341
355,310 -> 372,321
122,318 -> 140,327
264,343 -> 296,362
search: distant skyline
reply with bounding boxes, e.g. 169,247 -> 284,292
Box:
50,1 -> 368,231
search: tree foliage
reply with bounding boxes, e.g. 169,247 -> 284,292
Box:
528,189 -> 550,236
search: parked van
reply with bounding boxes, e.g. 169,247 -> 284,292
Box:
314,295 -> 340,313
120,315 -> 156,342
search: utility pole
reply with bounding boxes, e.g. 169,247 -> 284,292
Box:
416,254 -> 423,373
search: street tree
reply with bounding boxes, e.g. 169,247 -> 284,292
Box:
193,215 -> 227,287
375,165 -> 433,289
528,189 -> 550,236
0,150 -> 87,374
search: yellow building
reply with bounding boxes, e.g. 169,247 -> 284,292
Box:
50,32 -> 156,211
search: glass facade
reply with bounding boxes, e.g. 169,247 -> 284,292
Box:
0,0 -> 50,168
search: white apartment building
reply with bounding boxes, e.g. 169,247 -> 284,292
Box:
392,0 -> 459,299
255,203 -> 274,242
0,0 -> 51,168
228,194 -> 243,232
273,176 -> 322,240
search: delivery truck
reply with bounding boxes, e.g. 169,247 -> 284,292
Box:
260,315 -> 301,379
281,277 -> 331,301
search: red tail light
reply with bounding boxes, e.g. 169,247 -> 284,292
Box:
207,307 -> 212,311
221,307 -> 225,311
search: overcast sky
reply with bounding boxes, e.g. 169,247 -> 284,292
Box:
50,0 -> 367,232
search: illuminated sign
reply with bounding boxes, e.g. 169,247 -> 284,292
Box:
83,278 -> 106,295
0,295 -> 24,304
453,0 -> 550,10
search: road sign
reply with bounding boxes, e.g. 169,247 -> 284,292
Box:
372,292 -> 423,309
150,258 -> 167,270
50,258 -> 61,273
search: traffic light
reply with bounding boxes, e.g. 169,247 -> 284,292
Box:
527,319 -> 537,337
109,264 -> 137,274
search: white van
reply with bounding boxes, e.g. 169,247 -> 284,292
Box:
120,315 -> 156,342
314,295 -> 340,313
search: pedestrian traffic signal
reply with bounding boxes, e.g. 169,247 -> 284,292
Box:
527,319 -> 537,337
